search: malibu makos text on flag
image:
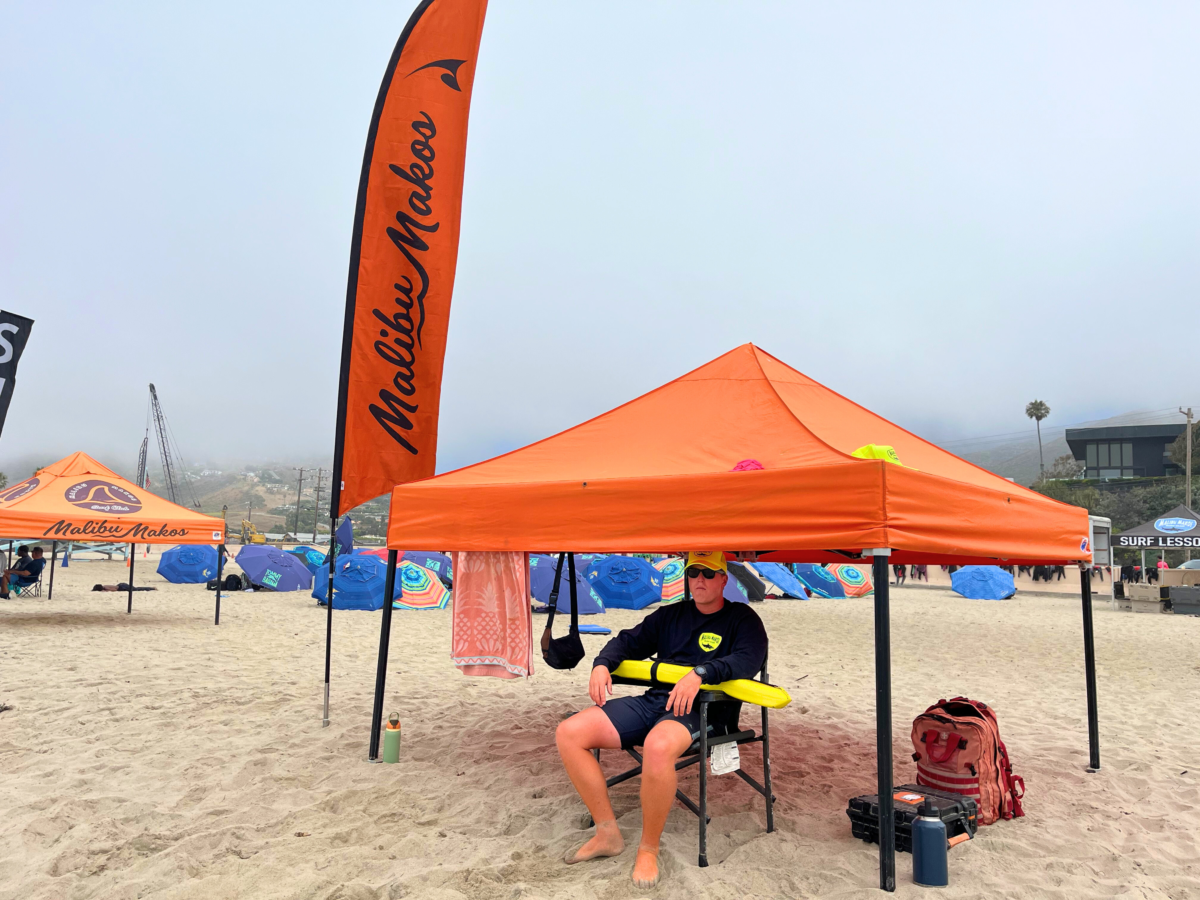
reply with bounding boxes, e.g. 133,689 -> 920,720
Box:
0,310 -> 34,438
331,0 -> 488,515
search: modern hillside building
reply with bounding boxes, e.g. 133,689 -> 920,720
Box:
1065,424 -> 1186,480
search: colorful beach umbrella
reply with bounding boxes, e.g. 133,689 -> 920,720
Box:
393,561 -> 450,610
826,563 -> 873,597
653,557 -> 685,603
793,563 -> 846,599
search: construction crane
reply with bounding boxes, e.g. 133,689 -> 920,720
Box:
136,384 -> 202,508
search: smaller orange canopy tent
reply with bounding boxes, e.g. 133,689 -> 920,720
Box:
0,452 -> 225,544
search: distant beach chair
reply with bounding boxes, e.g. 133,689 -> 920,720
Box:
589,656 -> 777,868
11,574 -> 42,597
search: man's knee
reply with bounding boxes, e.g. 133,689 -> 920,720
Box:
556,713 -> 595,751
643,727 -> 687,769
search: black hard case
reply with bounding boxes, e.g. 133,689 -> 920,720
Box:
847,783 -> 978,853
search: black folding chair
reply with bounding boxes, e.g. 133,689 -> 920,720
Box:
593,657 -> 777,867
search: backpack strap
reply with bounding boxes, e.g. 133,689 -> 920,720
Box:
922,730 -> 963,764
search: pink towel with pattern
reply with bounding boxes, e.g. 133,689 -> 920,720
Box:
451,551 -> 533,679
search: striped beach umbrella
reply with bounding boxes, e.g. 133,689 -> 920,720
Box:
653,557 -> 686,603
393,561 -> 450,610
826,563 -> 873,597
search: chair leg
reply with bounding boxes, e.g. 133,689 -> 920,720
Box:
762,706 -> 775,833
698,702 -> 709,867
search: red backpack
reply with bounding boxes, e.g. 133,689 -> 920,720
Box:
910,697 -> 1025,826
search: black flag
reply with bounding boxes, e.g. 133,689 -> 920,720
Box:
0,310 -> 33,437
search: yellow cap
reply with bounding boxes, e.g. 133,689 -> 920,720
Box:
685,551 -> 727,573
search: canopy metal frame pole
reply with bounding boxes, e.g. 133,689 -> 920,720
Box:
47,540 -> 58,599
215,545 -> 224,625
127,543 -> 135,614
1080,565 -> 1100,772
322,515 -> 336,727
368,549 -> 399,761
869,550 -> 895,892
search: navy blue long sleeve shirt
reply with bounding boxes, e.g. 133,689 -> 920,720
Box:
593,599 -> 768,684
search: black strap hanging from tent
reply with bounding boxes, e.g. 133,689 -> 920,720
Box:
541,552 -> 585,670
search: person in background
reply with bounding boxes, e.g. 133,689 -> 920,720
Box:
2,546 -> 45,597
893,563 -> 906,585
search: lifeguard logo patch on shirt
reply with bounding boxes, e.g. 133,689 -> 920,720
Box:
698,632 -> 722,652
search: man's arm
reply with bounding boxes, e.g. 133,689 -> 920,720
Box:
703,611 -> 768,684
592,609 -> 664,673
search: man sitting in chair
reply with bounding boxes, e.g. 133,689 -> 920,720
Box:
555,551 -> 767,888
1,545 -> 46,598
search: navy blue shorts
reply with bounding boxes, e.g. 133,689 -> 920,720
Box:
600,691 -> 704,749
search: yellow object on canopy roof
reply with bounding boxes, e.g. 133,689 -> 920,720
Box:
851,444 -> 908,467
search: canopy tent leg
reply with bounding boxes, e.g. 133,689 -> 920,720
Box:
215,544 -> 224,625
1080,566 -> 1100,772
870,551 -> 895,892
127,544 -> 135,614
47,540 -> 58,599
368,550 -> 399,761
322,516 -> 335,727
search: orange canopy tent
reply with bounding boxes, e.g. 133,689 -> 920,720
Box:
0,452 -> 228,620
371,345 -> 1099,890
384,344 -> 1089,563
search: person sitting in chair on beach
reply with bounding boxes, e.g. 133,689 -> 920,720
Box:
2,545 -> 45,597
555,551 -> 767,888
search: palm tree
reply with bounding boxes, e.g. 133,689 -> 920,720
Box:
1026,400 -> 1051,477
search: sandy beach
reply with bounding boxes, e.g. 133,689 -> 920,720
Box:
2,552 -> 1199,900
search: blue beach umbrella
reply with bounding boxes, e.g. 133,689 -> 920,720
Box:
584,556 -> 662,610
289,546 -> 328,575
751,562 -> 809,599
529,554 -> 604,615
156,545 -> 219,584
951,566 -> 1016,601
313,554 -> 389,610
236,545 -> 313,592
793,563 -> 846,599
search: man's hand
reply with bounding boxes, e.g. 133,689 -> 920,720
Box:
665,670 -> 703,717
589,665 -> 613,707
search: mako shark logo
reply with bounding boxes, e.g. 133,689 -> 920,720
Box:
64,480 -> 143,515
0,476 -> 39,503
408,59 -> 466,91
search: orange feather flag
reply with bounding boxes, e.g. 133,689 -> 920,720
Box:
331,0 -> 488,516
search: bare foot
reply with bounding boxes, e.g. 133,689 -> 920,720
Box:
565,820 -> 624,864
631,845 -> 660,888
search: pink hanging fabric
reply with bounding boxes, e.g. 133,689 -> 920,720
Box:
451,551 -> 533,679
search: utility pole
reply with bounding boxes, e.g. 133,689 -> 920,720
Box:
311,468 -> 324,544
292,467 -> 306,538
1182,407 -> 1194,562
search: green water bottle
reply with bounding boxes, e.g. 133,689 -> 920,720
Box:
382,713 -> 401,763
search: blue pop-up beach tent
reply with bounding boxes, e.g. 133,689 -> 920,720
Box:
403,550 -> 453,586
951,565 -> 1016,600
793,563 -> 846,598
530,554 -> 604,614
157,545 -> 219,584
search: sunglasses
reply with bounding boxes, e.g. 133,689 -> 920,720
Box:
686,566 -> 722,580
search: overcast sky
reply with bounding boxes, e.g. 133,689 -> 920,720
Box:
2,1 -> 1197,477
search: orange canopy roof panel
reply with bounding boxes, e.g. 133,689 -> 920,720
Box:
0,451 -> 226,544
387,345 -> 1089,564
